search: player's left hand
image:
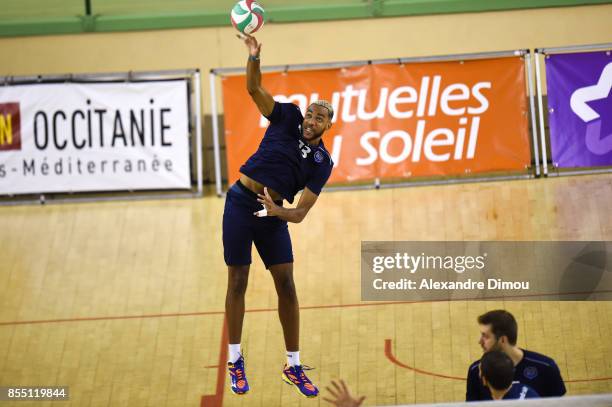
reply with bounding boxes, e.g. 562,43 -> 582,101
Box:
237,33 -> 262,58
255,187 -> 279,217
323,379 -> 365,407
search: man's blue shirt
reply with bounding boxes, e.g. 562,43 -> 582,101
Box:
240,102 -> 333,203
466,349 -> 566,401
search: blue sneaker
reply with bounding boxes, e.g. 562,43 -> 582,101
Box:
228,356 -> 249,395
282,364 -> 319,398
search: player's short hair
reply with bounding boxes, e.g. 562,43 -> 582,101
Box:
480,350 -> 514,391
478,310 -> 518,345
310,100 -> 334,120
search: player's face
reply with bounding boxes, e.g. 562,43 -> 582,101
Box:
478,324 -> 501,352
302,104 -> 331,141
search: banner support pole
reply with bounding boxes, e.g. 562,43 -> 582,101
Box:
209,71 -> 223,196
194,70 -> 204,196
525,52 -> 541,177
534,50 -> 549,176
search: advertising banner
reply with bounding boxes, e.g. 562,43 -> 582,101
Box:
0,80 -> 191,194
222,56 -> 531,185
546,51 -> 612,168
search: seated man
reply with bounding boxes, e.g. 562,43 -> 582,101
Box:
466,309 -> 566,401
480,350 -> 539,400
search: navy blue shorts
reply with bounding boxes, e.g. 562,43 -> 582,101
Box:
223,181 -> 293,268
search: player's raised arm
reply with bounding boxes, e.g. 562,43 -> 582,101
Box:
238,33 -> 275,117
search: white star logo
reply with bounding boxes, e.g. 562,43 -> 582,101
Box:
570,62 -> 612,122
568,62 -> 612,155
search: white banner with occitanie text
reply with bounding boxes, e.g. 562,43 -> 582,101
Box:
0,80 -> 191,194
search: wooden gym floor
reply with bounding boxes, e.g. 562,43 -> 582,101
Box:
0,174 -> 611,407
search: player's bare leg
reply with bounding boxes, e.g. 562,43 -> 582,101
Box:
269,262 -> 299,350
270,262 -> 319,397
225,265 -> 250,394
225,265 -> 250,343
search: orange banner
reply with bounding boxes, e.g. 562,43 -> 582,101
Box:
222,56 -> 531,185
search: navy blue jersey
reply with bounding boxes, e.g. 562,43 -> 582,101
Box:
239,102 -> 334,204
503,382 -> 540,400
466,349 -> 566,401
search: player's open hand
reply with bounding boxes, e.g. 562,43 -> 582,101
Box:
255,187 -> 279,217
323,380 -> 365,407
237,33 -> 262,57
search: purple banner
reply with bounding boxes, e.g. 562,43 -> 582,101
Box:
546,50 -> 612,168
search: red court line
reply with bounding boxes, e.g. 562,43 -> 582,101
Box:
1,289 -> 610,327
385,339 -> 466,380
0,301 -> 415,326
201,316 -> 228,407
385,339 -> 612,383
566,377 -> 612,383
0,310 -> 224,326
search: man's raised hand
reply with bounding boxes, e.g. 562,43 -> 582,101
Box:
237,33 -> 262,57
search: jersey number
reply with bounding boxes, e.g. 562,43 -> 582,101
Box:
298,140 -> 311,158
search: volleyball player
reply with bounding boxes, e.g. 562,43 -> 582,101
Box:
466,310 -> 566,401
479,350 -> 540,400
224,33 -> 334,398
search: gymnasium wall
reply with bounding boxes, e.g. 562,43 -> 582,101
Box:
1,4 -> 611,111
0,4 -> 610,181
